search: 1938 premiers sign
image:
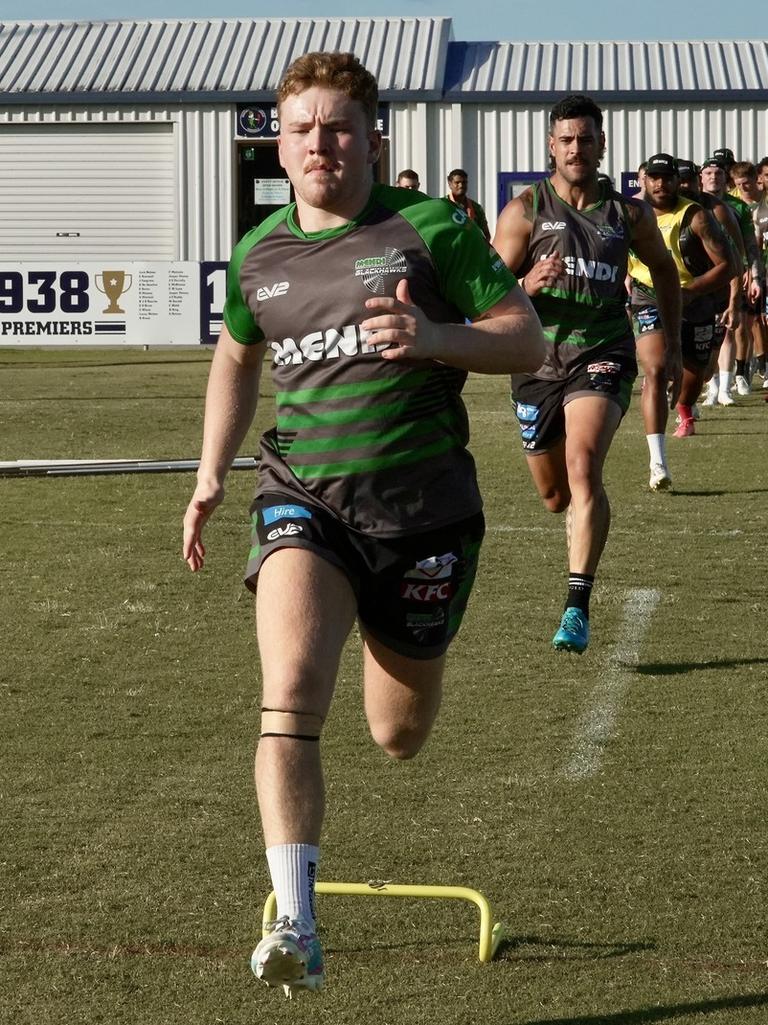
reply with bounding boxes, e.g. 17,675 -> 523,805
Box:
0,262 -> 200,345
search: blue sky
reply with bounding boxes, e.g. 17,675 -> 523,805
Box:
0,1 -> 745,44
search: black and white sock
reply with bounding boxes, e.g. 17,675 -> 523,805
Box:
566,573 -> 594,617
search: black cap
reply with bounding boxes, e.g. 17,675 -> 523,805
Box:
713,147 -> 735,164
676,159 -> 698,180
645,153 -> 678,176
701,157 -> 725,171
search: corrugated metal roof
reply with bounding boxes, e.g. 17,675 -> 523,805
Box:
0,17 -> 452,102
2,24 -> 767,105
444,40 -> 768,100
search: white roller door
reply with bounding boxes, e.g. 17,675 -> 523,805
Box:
0,122 -> 176,260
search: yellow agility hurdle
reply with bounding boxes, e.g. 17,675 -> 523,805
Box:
262,881 -> 504,963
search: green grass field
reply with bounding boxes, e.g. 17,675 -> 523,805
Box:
2,348 -> 767,1025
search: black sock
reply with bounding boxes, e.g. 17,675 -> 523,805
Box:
735,359 -> 747,377
758,354 -> 767,374
566,573 -> 594,617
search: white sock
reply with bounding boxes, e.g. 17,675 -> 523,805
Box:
266,843 -> 319,928
646,433 -> 667,468
719,371 -> 733,396
706,374 -> 719,397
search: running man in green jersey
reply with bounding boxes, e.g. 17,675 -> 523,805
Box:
182,51 -> 545,997
493,94 -> 681,654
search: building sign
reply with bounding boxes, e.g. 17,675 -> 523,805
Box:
238,105 -> 280,138
254,178 -> 291,204
621,172 -> 641,197
236,104 -> 390,138
375,105 -> 389,137
200,261 -> 228,345
0,263 -> 200,344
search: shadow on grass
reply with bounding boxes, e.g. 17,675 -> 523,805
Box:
497,935 -> 655,963
515,990 -> 768,1025
670,487 -> 768,496
634,657 -> 768,675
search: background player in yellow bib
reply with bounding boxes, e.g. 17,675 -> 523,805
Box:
628,154 -> 734,442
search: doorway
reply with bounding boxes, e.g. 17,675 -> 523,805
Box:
235,137 -> 391,241
236,141 -> 293,240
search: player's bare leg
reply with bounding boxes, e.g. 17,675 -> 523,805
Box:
550,396 -> 621,652
252,549 -> 357,995
563,396 -> 621,575
673,361 -> 705,437
362,635 -> 445,759
716,330 -> 736,404
734,315 -> 754,395
636,330 -> 672,488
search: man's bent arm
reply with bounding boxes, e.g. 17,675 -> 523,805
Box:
682,209 -> 732,297
491,193 -> 533,274
441,285 -> 546,373
361,279 -> 546,375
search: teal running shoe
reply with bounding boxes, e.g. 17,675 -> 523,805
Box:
251,916 -> 324,998
552,607 -> 589,653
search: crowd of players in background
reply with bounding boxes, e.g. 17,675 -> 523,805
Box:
395,150 -> 768,494
634,151 -> 768,407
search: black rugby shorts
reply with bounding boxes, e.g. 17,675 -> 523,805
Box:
681,319 -> 716,367
245,493 -> 485,660
511,346 -> 637,454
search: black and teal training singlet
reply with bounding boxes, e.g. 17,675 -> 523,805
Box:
223,183 -> 517,536
519,179 -> 635,380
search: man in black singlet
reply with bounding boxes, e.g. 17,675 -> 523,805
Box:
677,160 -> 742,403
493,94 -> 681,654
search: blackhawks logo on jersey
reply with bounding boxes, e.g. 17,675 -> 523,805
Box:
354,248 -> 408,294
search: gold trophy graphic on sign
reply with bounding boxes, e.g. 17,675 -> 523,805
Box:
95,270 -> 132,314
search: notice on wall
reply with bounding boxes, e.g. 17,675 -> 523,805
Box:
254,178 -> 291,205
0,262 -> 200,345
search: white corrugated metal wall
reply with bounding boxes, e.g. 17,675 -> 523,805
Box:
2,97 -> 765,261
0,122 -> 177,260
393,101 -> 768,233
0,104 -> 235,261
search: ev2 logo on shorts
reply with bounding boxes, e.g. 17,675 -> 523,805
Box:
266,522 -> 304,541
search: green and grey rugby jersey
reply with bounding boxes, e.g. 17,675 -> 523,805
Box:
722,193 -> 759,268
224,182 -> 517,536
519,179 -> 634,379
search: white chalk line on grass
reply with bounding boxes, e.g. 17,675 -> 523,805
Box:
561,587 -> 661,783
489,524 -> 741,538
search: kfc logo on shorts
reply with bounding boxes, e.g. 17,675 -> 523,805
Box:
266,522 -> 304,541
401,581 -> 454,602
